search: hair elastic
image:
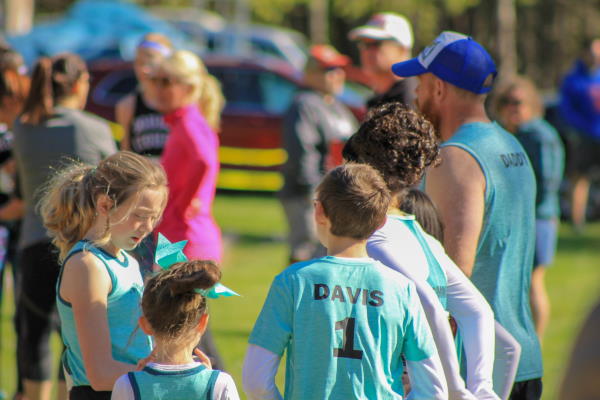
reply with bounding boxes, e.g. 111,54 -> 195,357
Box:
137,40 -> 172,57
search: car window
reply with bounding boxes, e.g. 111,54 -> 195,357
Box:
91,69 -> 136,107
261,72 -> 297,114
208,67 -> 297,115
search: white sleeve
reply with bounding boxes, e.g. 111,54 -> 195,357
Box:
213,372 -> 241,400
405,356 -> 448,400
434,240 -> 499,400
367,237 -> 475,400
242,344 -> 283,400
111,374 -> 135,400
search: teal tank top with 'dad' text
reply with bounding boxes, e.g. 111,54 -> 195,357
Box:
442,122 -> 542,381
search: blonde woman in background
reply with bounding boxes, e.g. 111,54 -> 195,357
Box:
148,49 -> 226,369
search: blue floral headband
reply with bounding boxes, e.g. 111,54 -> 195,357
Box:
154,233 -> 239,299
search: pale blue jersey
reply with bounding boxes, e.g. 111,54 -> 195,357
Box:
442,122 -> 542,381
249,256 -> 435,399
56,240 -> 152,386
127,364 -> 219,400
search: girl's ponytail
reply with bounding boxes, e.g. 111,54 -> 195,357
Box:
20,53 -> 87,124
198,73 -> 225,132
21,57 -> 54,124
39,164 -> 97,261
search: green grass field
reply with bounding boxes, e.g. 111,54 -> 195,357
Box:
2,194 -> 599,399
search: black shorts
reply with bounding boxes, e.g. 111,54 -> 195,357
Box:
564,129 -> 600,176
510,378 -> 543,400
69,386 -> 111,400
16,240 -> 63,381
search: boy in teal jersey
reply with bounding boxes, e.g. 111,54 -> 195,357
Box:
243,163 -> 447,399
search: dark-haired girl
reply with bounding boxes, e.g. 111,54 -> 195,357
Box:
13,52 -> 117,400
111,260 -> 240,399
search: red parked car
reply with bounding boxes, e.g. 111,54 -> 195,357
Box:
86,55 -> 369,192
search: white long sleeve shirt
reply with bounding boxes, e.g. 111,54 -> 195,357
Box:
367,214 -> 499,400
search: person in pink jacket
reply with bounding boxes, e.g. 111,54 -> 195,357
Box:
148,50 -> 226,369
149,50 -> 225,263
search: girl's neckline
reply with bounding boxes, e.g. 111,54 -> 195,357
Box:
81,239 -> 128,266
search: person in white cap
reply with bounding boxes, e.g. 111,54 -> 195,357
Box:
349,12 -> 417,109
393,31 -> 543,400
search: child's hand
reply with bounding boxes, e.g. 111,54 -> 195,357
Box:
193,348 -> 212,369
136,348 -> 157,370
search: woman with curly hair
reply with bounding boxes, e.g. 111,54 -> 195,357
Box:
343,102 -> 501,400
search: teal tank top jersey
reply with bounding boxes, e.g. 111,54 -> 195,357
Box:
400,216 -> 448,308
443,122 -> 542,381
56,240 -> 152,386
127,364 -> 219,400
249,256 -> 435,399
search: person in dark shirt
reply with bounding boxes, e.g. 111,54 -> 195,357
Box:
115,33 -> 173,159
279,44 -> 358,263
494,75 -> 565,344
349,12 -> 417,109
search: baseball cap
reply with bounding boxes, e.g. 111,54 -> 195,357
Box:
392,31 -> 497,94
309,44 -> 350,69
348,12 -> 413,49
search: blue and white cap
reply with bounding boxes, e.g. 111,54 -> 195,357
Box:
392,31 -> 497,94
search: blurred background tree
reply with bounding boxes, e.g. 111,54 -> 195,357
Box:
4,0 -> 600,89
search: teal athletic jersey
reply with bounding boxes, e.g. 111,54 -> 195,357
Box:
56,240 -> 152,386
443,122 -> 542,381
399,215 -> 448,308
249,256 -> 435,399
127,364 -> 220,400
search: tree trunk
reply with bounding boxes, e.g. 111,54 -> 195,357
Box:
496,0 -> 517,82
310,0 -> 329,44
4,0 -> 34,35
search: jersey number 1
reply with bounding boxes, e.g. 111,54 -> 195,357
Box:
333,317 -> 363,359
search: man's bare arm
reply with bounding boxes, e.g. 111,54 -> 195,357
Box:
426,146 -> 486,277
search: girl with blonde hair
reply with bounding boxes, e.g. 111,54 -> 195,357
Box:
41,151 -> 168,399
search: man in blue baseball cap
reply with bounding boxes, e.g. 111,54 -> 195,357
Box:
394,31 -> 543,400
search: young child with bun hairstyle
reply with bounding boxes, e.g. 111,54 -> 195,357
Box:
40,151 -> 168,399
111,256 -> 240,400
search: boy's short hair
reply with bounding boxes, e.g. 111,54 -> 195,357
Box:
342,102 -> 439,192
316,163 -> 391,239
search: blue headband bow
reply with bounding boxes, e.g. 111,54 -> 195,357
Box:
155,233 -> 239,299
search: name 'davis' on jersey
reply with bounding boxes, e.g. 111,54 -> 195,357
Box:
314,284 -> 384,307
499,152 -> 528,168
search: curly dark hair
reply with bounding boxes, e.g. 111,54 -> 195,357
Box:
342,102 -> 440,193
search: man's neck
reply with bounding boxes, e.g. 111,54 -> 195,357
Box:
439,102 -> 490,141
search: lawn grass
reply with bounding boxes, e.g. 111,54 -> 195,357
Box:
1,194 -> 599,399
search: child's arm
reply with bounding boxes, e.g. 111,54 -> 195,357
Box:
440,247 -> 499,400
368,239 -> 475,400
243,275 -> 292,400
242,344 -> 283,400
61,252 -> 137,390
110,375 -> 134,400
402,282 -> 448,400
213,372 -> 241,400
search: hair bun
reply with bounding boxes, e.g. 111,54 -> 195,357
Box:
167,260 -> 221,297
